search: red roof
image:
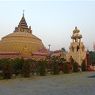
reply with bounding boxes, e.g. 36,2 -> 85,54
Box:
0,52 -> 20,55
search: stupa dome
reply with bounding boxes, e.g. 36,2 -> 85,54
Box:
0,13 -> 45,56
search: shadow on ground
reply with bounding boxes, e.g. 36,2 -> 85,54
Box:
88,75 -> 95,78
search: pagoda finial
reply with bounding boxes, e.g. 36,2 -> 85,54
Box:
17,10 -> 28,31
75,26 -> 77,30
73,26 -> 80,34
23,10 -> 25,17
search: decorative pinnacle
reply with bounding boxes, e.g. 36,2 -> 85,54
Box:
73,26 -> 80,34
75,26 -> 77,30
23,10 -> 25,17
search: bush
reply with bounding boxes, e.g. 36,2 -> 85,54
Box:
2,59 -> 13,79
22,60 -> 31,77
29,60 -> 37,75
58,58 -> 66,73
13,58 -> 24,75
38,60 -> 46,76
63,62 -> 70,74
81,60 -> 87,71
51,56 -> 60,75
0,59 -> 3,77
72,61 -> 79,72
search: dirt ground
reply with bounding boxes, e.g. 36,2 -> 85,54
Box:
0,72 -> 95,95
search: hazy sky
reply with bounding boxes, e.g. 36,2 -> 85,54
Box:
0,0 -> 95,51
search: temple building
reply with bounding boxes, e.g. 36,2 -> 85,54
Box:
0,13 -> 47,59
67,27 -> 86,66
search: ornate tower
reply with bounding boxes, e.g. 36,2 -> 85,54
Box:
67,27 -> 86,66
14,12 -> 32,33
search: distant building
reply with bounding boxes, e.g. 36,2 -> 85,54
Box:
51,50 -> 66,59
0,13 -> 46,59
67,27 -> 86,66
32,48 -> 49,60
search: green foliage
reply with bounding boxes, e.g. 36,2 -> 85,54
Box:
0,59 -> 4,76
0,59 -> 3,70
63,62 -> 70,74
81,60 -> 87,71
69,57 -> 79,72
38,60 -> 46,76
13,58 -> 24,75
72,61 -> 79,72
51,56 -> 60,75
89,51 -> 95,65
2,59 -> 13,79
22,60 -> 31,77
61,47 -> 66,52
28,59 -> 36,75
59,58 -> 66,72
0,59 -> 3,78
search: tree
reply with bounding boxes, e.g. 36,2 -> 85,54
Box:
0,59 -> 3,78
81,60 -> 87,71
2,59 -> 13,79
38,60 -> 47,76
22,59 -> 31,77
22,60 -> 30,77
61,47 -> 66,52
63,62 -> 70,74
51,56 -> 60,75
30,60 -> 36,75
13,58 -> 24,75
72,61 -> 79,72
0,59 -> 3,71
59,58 -> 66,73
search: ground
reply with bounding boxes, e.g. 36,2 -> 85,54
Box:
0,72 -> 95,95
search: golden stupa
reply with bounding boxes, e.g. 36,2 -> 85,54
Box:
0,13 -> 45,56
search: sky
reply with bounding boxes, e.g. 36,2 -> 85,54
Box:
0,0 -> 95,51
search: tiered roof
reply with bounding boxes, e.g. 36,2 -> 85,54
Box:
14,13 -> 32,33
18,14 -> 28,29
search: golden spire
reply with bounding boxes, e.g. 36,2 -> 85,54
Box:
18,10 -> 28,29
14,11 -> 32,33
23,10 -> 24,17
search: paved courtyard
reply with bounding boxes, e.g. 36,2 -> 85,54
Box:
0,72 -> 95,95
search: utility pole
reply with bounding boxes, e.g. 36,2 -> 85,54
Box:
48,44 -> 51,52
48,44 -> 51,58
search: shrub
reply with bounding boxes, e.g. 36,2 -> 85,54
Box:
38,60 -> 46,76
51,56 -> 60,75
13,58 -> 24,75
58,58 -> 66,73
63,62 -> 70,74
2,59 -> 13,79
81,60 -> 87,71
72,61 -> 79,72
22,60 -> 31,77
0,59 -> 3,77
30,60 -> 36,75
